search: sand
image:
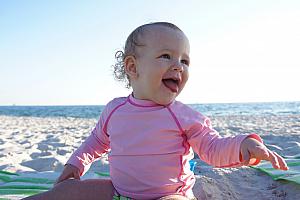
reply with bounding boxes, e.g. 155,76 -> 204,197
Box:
0,114 -> 300,199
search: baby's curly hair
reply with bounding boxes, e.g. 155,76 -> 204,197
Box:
112,22 -> 183,88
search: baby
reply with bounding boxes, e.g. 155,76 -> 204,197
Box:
23,22 -> 288,200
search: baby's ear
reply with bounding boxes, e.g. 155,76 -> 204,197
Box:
124,55 -> 138,79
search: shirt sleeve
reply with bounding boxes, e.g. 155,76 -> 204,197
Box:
66,108 -> 110,176
186,116 -> 262,168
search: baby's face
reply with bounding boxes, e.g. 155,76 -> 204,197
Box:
131,26 -> 190,105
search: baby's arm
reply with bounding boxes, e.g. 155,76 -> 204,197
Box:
240,137 -> 288,170
66,122 -> 110,176
64,101 -> 116,178
188,122 -> 251,168
55,121 -> 109,184
186,116 -> 287,169
65,103 -> 112,177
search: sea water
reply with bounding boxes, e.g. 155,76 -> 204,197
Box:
0,101 -> 299,119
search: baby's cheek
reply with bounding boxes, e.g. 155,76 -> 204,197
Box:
183,71 -> 189,82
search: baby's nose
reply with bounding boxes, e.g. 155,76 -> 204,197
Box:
171,61 -> 184,72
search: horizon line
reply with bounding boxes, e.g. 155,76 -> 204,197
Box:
1,100 -> 300,107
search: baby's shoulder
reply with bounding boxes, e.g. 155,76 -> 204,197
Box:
107,97 -> 127,106
101,97 -> 127,115
171,101 -> 208,124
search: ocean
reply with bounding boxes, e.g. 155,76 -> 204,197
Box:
0,101 -> 299,119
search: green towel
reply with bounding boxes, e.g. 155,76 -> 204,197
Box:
0,171 -> 54,197
0,170 -> 108,198
251,158 -> 300,185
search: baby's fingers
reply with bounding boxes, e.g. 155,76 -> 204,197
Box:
55,174 -> 67,185
55,172 -> 79,185
259,149 -> 288,170
73,171 -> 81,180
55,173 -> 72,185
271,151 -> 289,170
241,138 -> 288,170
265,150 -> 279,169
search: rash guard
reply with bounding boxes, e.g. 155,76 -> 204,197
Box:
67,95 -> 261,199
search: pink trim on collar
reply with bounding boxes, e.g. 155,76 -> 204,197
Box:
128,94 -> 162,107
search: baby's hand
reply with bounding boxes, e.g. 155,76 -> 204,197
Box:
55,164 -> 81,185
240,137 -> 288,170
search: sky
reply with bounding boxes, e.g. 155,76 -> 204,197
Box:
0,0 -> 299,105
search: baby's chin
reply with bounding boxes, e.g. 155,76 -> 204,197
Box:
152,94 -> 178,106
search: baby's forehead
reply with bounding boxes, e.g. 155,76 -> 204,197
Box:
140,26 -> 189,51
142,25 -> 185,38
140,25 -> 189,46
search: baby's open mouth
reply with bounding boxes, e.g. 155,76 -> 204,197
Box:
162,78 -> 179,93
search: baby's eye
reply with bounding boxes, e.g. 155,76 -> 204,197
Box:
181,59 -> 189,66
159,54 -> 171,59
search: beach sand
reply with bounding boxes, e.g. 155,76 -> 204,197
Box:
0,114 -> 300,199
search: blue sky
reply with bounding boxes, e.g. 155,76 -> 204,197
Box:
0,0 -> 299,105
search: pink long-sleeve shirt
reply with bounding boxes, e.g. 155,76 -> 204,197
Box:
67,95 -> 261,199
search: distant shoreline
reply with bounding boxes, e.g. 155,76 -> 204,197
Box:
1,101 -> 300,118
